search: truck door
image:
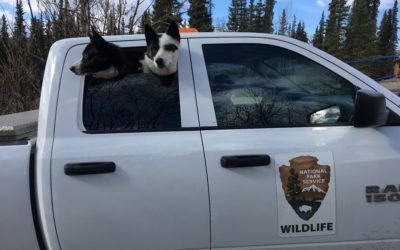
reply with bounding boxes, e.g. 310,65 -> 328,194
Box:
189,37 -> 400,249
51,39 -> 210,250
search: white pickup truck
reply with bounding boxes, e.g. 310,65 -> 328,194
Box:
1,32 -> 400,250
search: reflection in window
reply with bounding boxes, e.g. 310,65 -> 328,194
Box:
203,44 -> 355,128
83,73 -> 180,132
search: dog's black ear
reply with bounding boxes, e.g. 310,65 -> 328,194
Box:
166,21 -> 180,42
144,24 -> 158,46
90,27 -> 108,49
89,26 -> 98,41
88,30 -> 94,41
91,28 -> 103,41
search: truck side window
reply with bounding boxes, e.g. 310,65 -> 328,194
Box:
83,48 -> 180,132
203,44 -> 356,128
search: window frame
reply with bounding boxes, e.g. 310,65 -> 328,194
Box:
75,39 -> 199,134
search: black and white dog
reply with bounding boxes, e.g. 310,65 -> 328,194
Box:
70,28 -> 128,80
70,22 -> 180,84
141,21 -> 180,77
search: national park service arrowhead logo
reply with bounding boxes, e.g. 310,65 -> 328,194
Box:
279,155 -> 330,221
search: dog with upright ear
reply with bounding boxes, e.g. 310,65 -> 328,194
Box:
165,21 -> 180,42
70,27 -> 128,79
140,21 -> 181,77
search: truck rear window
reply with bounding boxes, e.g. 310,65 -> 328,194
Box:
83,73 -> 180,132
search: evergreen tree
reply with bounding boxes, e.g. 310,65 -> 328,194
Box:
378,10 -> 390,53
263,0 -> 276,33
313,11 -> 325,49
238,0 -> 248,31
14,0 -> 26,41
247,0 -> 255,31
295,21 -> 308,42
151,0 -> 183,32
228,0 -> 240,31
0,15 -> 9,65
138,10 -> 151,34
290,15 -> 297,38
377,0 -> 398,77
173,0 -> 183,24
277,9 -> 288,36
369,0 -> 380,21
253,0 -> 264,32
52,0 -> 75,40
0,15 -> 8,45
324,0 -> 349,58
391,0 -> 398,49
44,19 -> 53,50
28,16 -> 46,94
188,0 -> 213,31
29,17 -> 46,60
377,10 -> 392,76
344,0 -> 380,76
151,0 -> 165,31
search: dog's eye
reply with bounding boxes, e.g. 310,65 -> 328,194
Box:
164,44 -> 178,52
149,45 -> 159,56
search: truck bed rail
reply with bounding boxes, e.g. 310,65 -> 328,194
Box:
0,110 -> 38,142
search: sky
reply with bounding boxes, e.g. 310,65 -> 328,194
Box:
211,0 -> 398,34
0,0 -> 398,36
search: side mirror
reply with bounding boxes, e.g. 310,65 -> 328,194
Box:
353,89 -> 388,128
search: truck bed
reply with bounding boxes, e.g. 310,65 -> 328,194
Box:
0,110 -> 40,249
0,110 -> 38,143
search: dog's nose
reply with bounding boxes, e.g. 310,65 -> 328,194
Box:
155,58 -> 165,68
70,65 -> 76,72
